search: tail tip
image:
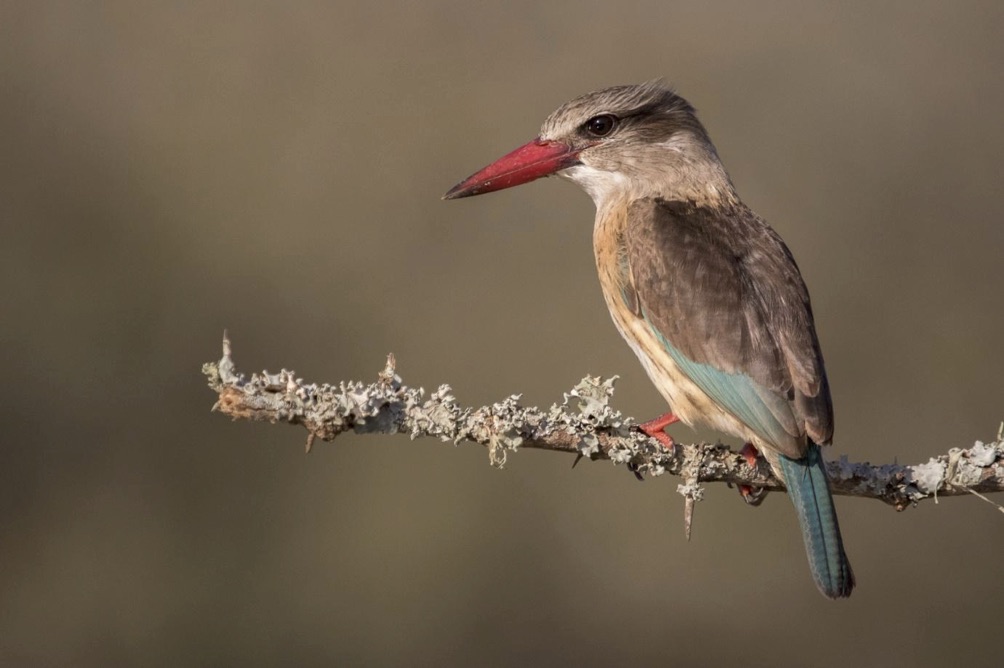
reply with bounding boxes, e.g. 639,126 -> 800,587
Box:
817,562 -> 855,599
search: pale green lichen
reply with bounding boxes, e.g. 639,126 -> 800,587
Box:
550,375 -> 641,464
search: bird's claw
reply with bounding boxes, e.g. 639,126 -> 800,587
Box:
738,484 -> 769,506
627,461 -> 645,481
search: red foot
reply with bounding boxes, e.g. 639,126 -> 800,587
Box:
638,412 -> 680,453
738,442 -> 768,506
739,442 -> 759,467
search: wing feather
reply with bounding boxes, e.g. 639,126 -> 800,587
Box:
624,198 -> 832,455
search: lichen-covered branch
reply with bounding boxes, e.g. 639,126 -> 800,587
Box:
203,335 -> 1004,513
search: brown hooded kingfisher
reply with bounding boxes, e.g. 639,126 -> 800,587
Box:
444,81 -> 854,599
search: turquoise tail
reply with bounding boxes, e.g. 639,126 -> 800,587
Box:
778,444 -> 855,598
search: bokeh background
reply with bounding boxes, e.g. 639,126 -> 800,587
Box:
2,1 -> 1002,666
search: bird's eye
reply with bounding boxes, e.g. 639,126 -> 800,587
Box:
583,114 -> 618,137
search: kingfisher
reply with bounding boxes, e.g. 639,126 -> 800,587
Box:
444,81 -> 854,599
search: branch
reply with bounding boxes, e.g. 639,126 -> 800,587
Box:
203,335 -> 1004,519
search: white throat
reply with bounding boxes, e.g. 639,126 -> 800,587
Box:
559,164 -> 634,212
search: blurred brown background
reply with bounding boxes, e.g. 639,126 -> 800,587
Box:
2,1 -> 1002,666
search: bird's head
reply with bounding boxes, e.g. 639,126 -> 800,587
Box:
444,81 -> 735,208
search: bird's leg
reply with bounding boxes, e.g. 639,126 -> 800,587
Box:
637,412 -> 680,453
738,442 -> 769,506
740,442 -> 759,467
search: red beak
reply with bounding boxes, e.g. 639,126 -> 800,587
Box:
443,138 -> 582,200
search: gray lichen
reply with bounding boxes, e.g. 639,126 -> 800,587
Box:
552,375 -> 634,460
968,441 -> 997,468
205,335 -> 1004,512
909,458 -> 948,495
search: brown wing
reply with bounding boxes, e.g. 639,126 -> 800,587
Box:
623,197 -> 833,454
